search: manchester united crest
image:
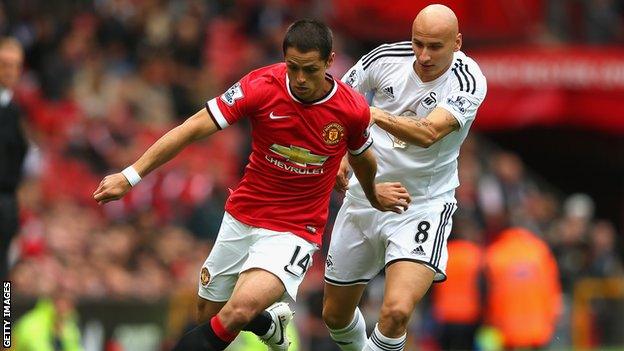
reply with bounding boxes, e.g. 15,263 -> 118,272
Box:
322,122 -> 345,145
200,267 -> 210,286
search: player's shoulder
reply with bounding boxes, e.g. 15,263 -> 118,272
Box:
245,63 -> 285,83
448,51 -> 487,95
335,78 -> 368,108
333,78 -> 369,119
452,51 -> 485,77
359,41 -> 414,71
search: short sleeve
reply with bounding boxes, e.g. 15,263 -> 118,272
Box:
342,41 -> 413,96
341,59 -> 374,95
438,59 -> 487,128
205,73 -> 260,129
347,105 -> 374,156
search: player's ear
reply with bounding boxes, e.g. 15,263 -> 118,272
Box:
325,52 -> 335,69
454,33 -> 462,52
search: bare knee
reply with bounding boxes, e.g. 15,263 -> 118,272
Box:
322,304 -> 354,330
219,300 -> 263,330
379,302 -> 412,336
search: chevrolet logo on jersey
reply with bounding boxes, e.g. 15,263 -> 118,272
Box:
269,144 -> 328,167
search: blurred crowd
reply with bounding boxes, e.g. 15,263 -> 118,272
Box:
2,0 -> 623,350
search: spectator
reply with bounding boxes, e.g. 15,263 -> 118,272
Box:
13,291 -> 83,351
484,227 -> 562,349
432,220 -> 485,351
0,37 -> 27,279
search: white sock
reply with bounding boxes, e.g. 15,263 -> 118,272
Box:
327,307 -> 367,351
362,323 -> 406,351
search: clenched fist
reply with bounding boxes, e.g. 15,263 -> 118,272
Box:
93,173 -> 132,205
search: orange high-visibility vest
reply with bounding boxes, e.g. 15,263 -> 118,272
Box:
433,239 -> 483,324
484,227 -> 562,348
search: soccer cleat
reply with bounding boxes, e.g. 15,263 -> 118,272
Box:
261,302 -> 294,350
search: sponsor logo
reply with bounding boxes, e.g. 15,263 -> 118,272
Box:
447,95 -> 474,114
411,246 -> 426,256
269,144 -> 329,167
200,267 -> 210,286
306,225 -> 317,234
269,111 -> 291,120
220,82 -> 244,106
265,155 -> 325,174
382,86 -> 395,100
421,91 -> 437,109
322,122 -> 345,145
345,69 -> 357,87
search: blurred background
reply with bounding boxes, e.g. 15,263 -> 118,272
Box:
1,0 -> 623,350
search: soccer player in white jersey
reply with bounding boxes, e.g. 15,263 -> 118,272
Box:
322,5 -> 487,351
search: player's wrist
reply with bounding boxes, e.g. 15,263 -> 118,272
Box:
121,166 -> 142,187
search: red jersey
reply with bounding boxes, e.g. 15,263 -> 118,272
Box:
206,63 -> 372,245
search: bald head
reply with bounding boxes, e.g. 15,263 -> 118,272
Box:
410,4 -> 461,81
413,4 -> 459,39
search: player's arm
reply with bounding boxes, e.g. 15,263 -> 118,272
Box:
93,108 -> 218,204
348,148 -> 410,213
371,106 -> 459,148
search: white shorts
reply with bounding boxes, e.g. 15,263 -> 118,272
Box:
324,194 -> 457,286
198,212 -> 319,302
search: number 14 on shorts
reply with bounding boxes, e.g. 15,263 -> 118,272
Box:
284,245 -> 311,277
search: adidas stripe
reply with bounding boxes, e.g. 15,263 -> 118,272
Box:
361,42 -> 413,71
452,59 -> 478,94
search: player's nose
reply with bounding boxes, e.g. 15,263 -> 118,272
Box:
296,72 -> 306,84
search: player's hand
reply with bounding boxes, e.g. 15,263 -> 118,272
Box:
93,173 -> 132,205
372,182 -> 411,214
334,156 -> 351,192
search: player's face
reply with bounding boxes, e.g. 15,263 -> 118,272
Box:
411,26 -> 461,82
0,46 -> 23,89
285,47 -> 334,102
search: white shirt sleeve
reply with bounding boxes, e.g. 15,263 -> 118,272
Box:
438,59 -> 487,128
341,58 -> 375,95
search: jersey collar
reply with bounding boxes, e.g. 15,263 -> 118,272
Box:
286,73 -> 338,105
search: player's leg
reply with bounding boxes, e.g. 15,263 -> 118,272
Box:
197,298 -> 225,323
235,229 -> 318,350
174,212 -> 251,350
323,196 -> 384,350
379,262 -> 435,336
363,200 -> 456,351
322,283 -> 367,351
174,269 -> 285,351
362,261 -> 434,351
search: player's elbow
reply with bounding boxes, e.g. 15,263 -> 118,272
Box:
412,131 -> 439,148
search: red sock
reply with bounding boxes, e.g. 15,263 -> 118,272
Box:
210,315 -> 239,342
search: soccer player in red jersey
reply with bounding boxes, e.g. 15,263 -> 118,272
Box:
93,20 -> 410,351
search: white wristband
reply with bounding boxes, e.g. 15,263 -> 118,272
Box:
121,166 -> 141,187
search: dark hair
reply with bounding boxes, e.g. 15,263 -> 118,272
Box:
282,19 -> 333,61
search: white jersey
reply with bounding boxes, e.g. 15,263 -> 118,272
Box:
342,41 -> 487,201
